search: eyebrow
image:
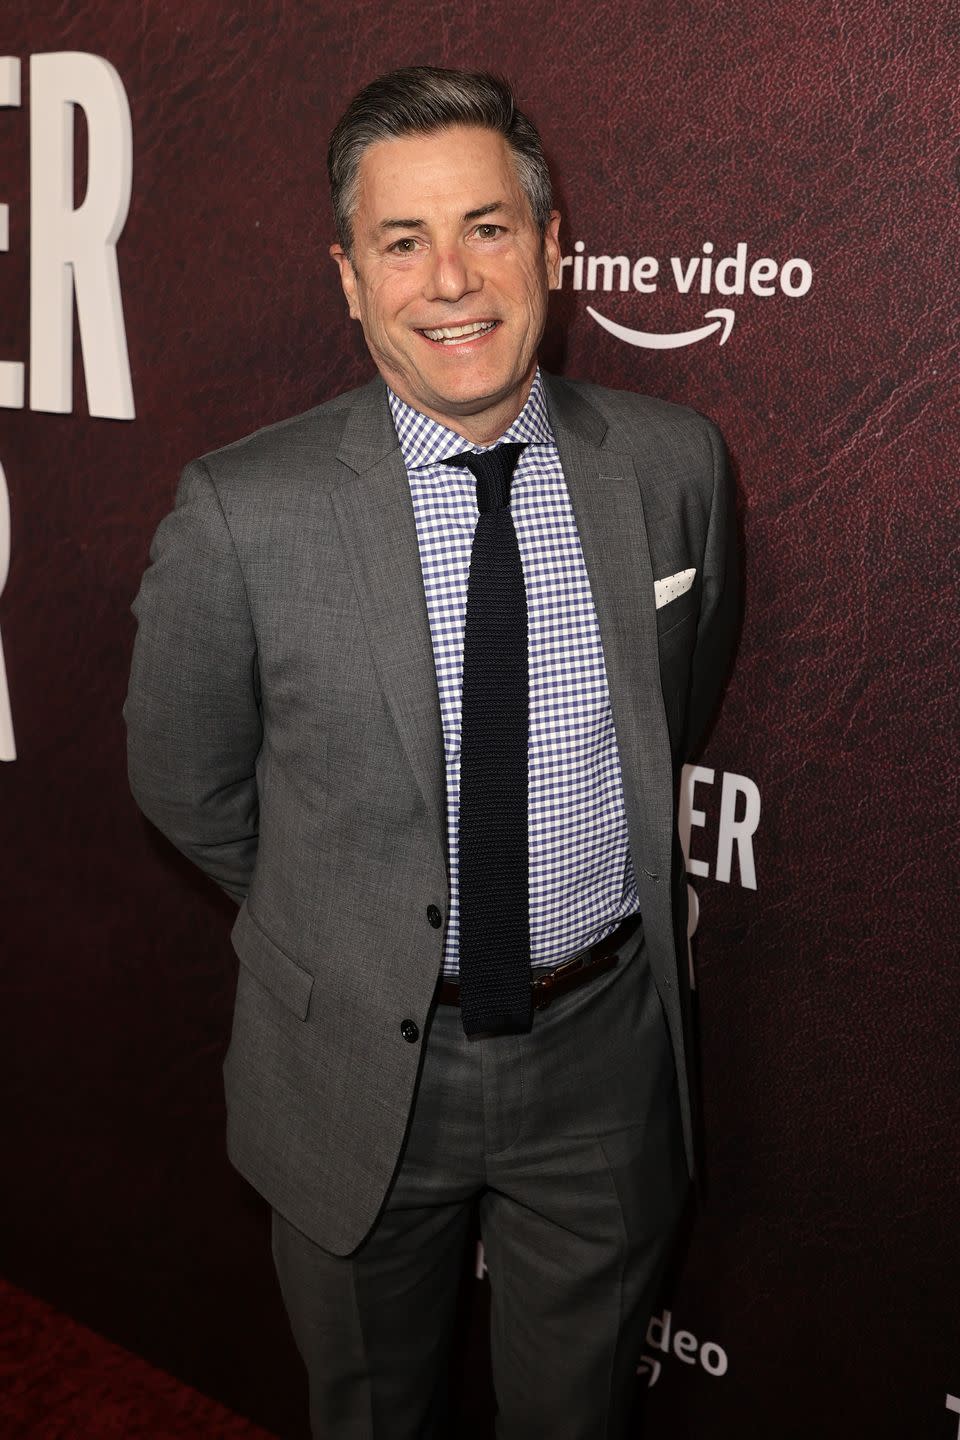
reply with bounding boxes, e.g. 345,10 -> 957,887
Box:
376,200 -> 511,234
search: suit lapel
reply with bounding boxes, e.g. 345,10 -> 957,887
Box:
543,373 -> 674,875
330,379 -> 447,872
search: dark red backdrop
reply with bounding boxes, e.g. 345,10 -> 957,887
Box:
2,2 -> 957,1436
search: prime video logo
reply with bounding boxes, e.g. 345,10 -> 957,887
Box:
637,1307 -> 728,1387
559,240 -> 814,349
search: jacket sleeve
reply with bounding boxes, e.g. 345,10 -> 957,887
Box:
686,421 -> 740,757
123,459 -> 261,902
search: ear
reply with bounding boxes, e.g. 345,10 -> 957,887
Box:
543,211 -> 562,290
329,243 -> 361,320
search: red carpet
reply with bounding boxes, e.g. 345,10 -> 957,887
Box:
1,1278 -> 277,1438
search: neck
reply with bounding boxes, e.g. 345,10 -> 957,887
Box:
394,369 -> 537,447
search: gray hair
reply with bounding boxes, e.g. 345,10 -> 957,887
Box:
327,66 -> 553,256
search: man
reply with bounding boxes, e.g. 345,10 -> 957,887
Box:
125,66 -> 737,1440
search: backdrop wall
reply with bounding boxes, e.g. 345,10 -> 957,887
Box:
1,2 -> 957,1436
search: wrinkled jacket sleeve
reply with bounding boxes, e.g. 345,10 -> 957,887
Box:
124,460 -> 261,903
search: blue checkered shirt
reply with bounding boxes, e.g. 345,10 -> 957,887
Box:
388,371 -> 639,979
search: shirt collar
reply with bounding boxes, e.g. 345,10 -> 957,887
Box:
387,369 -> 554,470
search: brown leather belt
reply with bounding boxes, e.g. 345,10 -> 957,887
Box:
436,913 -> 641,1012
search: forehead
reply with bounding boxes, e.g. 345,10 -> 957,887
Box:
354,126 -> 528,224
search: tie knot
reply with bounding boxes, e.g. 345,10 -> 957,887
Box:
441,442 -> 526,513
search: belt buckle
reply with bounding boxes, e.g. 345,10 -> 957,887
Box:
532,950 -> 586,1011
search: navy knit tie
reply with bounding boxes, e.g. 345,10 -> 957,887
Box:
440,442 -> 531,1036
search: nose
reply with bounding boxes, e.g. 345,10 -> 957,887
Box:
424,242 -> 481,303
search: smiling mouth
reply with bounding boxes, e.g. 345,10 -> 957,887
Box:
418,320 -> 500,345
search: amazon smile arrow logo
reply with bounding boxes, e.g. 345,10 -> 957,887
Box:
559,240 -> 813,351
586,306 -> 735,349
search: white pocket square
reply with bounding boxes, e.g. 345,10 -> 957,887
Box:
654,568 -> 696,609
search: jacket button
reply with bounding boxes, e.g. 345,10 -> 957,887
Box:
401,1019 -> 420,1043
426,905 -> 442,928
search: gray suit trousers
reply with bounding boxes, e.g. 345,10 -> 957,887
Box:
270,928 -> 688,1440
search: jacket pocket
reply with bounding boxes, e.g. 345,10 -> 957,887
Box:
656,590 -> 699,641
230,903 -> 315,1020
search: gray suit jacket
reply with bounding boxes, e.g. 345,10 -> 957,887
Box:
124,371 -> 737,1255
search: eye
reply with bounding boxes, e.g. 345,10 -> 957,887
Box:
387,237 -> 421,254
473,223 -> 505,240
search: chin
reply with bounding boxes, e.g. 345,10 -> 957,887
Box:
426,369 -> 521,413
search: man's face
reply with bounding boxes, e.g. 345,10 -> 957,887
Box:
330,126 -> 561,439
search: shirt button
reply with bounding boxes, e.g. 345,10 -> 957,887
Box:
400,1019 -> 420,1043
426,905 -> 442,928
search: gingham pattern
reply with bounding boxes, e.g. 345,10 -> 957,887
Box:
389,371 -> 639,979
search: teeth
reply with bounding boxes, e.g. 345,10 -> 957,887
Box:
422,321 -> 497,342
